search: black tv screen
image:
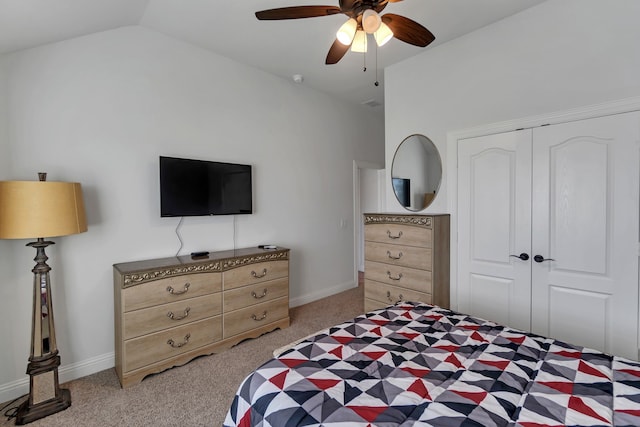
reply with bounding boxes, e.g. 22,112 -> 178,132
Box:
160,156 -> 252,217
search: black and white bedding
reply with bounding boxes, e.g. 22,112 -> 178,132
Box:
224,302 -> 640,426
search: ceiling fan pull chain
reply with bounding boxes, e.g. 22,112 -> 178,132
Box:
374,42 -> 379,86
363,47 -> 367,72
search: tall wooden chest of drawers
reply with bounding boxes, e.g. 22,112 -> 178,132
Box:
113,247 -> 289,387
364,214 -> 449,312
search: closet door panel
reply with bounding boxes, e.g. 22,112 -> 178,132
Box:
531,112 -> 640,360
551,140 -> 608,273
457,130 -> 532,331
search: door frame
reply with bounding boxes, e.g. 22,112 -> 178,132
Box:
446,96 -> 640,312
353,160 -> 384,285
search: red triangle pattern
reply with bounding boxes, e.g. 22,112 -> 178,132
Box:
363,351 -> 386,360
238,410 -> 252,427
329,346 -> 343,359
408,379 -> 431,399
620,368 -> 640,378
453,390 -> 488,405
539,381 -> 574,394
400,332 -> 420,340
346,406 -> 386,422
445,353 -> 464,369
401,366 -> 431,378
269,370 -> 289,390
308,378 -> 341,390
479,359 -> 510,371
568,396 -> 609,424
578,360 -> 608,379
470,331 -> 488,342
280,358 -> 307,368
554,350 -> 581,359
518,423 -> 564,427
371,326 -> 382,336
507,335 -> 526,345
617,409 -> 640,416
435,345 -> 460,352
333,335 -> 354,345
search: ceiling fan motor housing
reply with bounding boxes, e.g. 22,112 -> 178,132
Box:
340,0 -> 388,18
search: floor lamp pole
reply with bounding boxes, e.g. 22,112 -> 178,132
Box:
15,238 -> 71,425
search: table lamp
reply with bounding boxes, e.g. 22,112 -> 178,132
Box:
0,173 -> 87,424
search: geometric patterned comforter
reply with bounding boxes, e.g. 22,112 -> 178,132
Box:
224,302 -> 640,426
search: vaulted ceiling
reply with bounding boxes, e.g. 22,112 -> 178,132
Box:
0,0 -> 546,110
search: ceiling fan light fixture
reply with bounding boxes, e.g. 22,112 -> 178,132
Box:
351,30 -> 367,53
362,9 -> 381,34
374,22 -> 393,46
336,18 -> 357,45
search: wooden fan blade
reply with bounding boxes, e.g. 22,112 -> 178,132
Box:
326,39 -> 350,64
381,13 -> 435,47
256,6 -> 341,20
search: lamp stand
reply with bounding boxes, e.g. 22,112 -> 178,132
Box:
15,238 -> 71,425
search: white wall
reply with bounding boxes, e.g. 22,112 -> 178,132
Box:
385,0 -> 640,214
0,25 -> 384,400
357,167 -> 383,271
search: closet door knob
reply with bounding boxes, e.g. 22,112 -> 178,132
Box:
534,255 -> 555,263
509,253 -> 529,261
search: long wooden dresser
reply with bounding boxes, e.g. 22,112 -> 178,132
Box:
364,214 -> 449,312
113,247 -> 289,387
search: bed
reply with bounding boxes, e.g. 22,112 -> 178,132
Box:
224,302 -> 640,426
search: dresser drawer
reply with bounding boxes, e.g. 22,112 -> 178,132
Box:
223,260 -> 288,290
123,293 -> 222,340
365,260 -> 432,294
223,296 -> 289,338
223,277 -> 288,312
124,316 -> 222,372
365,241 -> 432,270
365,223 -> 432,248
365,280 -> 432,306
123,272 -> 222,312
365,298 -> 390,313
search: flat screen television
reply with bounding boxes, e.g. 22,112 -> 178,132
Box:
392,177 -> 410,208
160,156 -> 252,217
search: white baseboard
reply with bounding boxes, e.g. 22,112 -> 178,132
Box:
289,280 -> 357,308
0,352 -> 115,404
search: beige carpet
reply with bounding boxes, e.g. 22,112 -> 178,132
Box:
0,285 -> 364,427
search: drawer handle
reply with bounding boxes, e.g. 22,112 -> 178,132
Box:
167,307 -> 191,321
251,289 -> 268,299
166,283 -> 190,295
387,271 -> 403,281
386,291 -> 404,304
167,333 -> 191,348
387,230 -> 403,239
386,251 -> 403,260
251,311 -> 268,321
251,268 -> 268,279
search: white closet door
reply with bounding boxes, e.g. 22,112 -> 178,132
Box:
457,130 -> 533,331
531,112 -> 640,359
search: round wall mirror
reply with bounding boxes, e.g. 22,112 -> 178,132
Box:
391,134 -> 442,211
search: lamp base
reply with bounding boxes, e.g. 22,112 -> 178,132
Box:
15,352 -> 71,425
16,388 -> 71,425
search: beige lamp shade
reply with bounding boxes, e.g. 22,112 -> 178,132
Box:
0,181 -> 87,239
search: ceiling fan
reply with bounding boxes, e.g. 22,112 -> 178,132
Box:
255,0 -> 435,64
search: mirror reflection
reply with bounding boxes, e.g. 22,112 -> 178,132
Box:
391,134 -> 442,211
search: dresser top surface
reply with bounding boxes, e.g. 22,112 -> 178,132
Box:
113,246 -> 289,274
